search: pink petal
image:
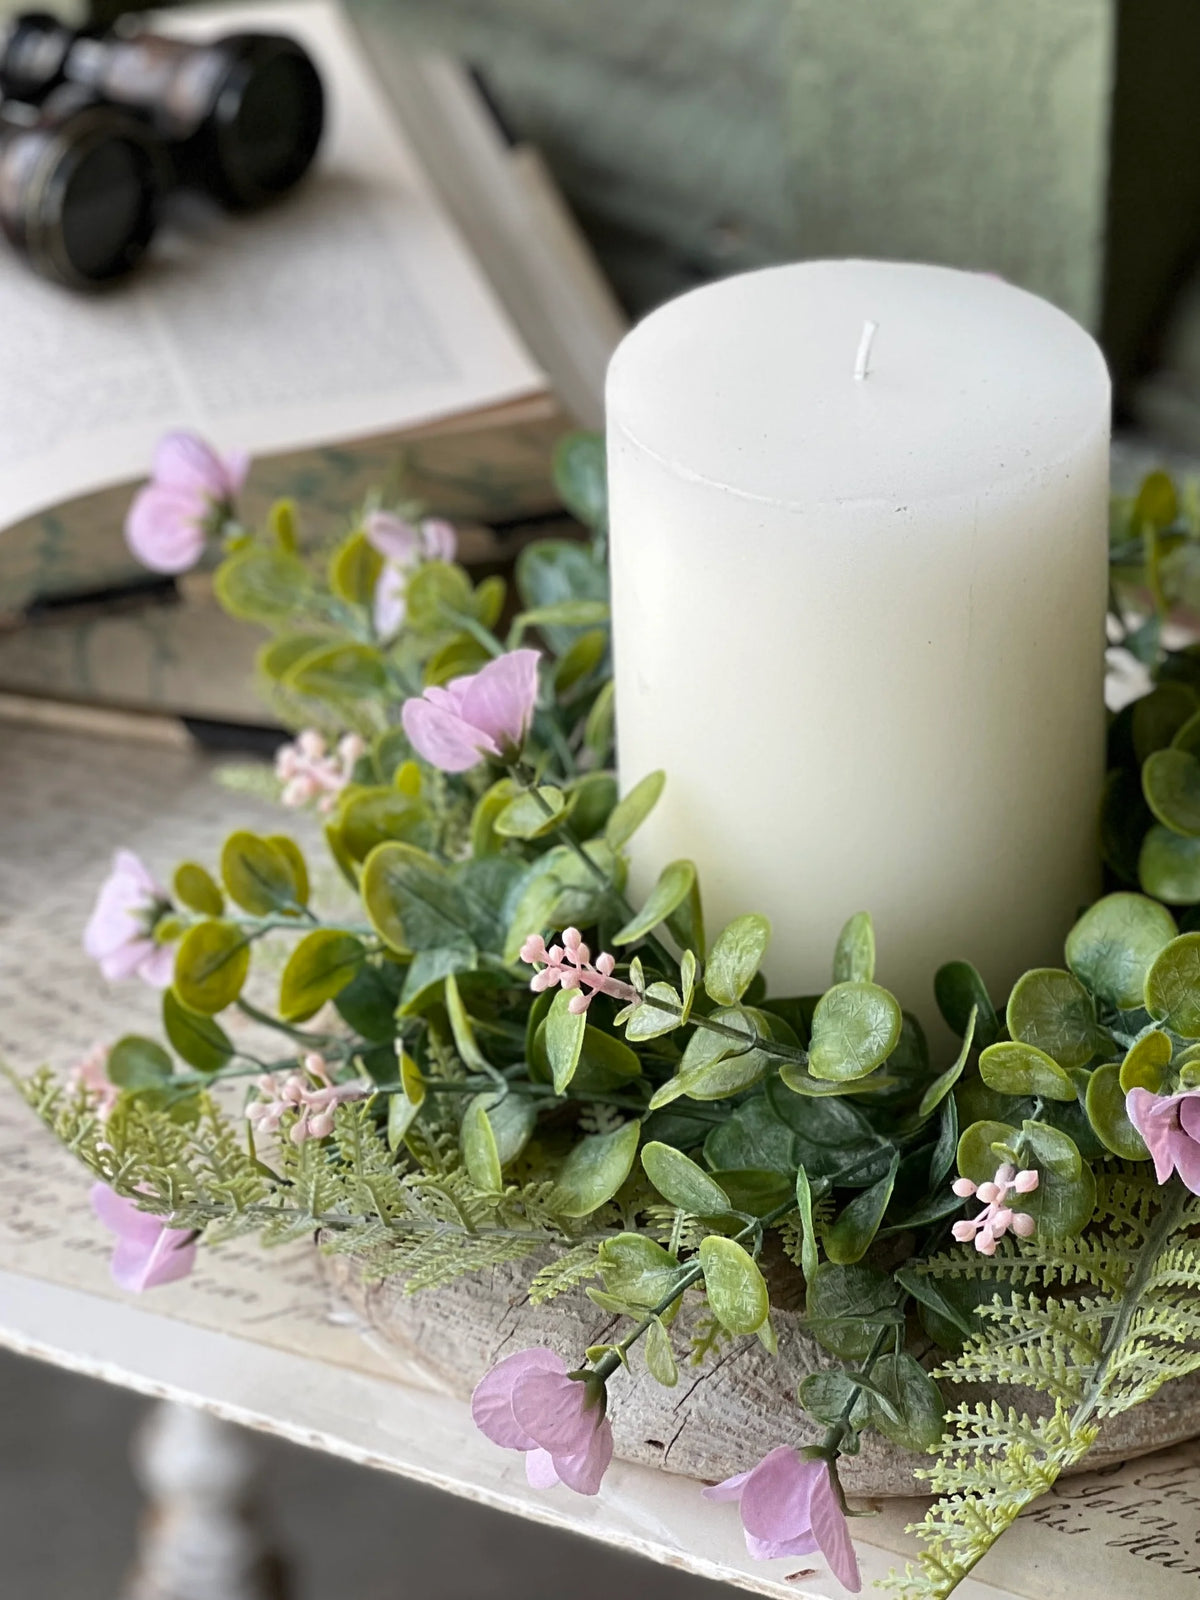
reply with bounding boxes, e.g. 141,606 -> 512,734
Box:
703,1467 -> 754,1503
745,1530 -> 821,1561
472,1348 -> 564,1449
373,564 -> 408,636
91,1183 -> 163,1246
510,1369 -> 596,1455
152,432 -> 227,497
99,938 -> 159,983
125,484 -> 208,574
525,1449 -> 560,1489
1170,1126 -> 1200,1195
1178,1094 -> 1200,1142
458,650 -> 541,750
1126,1089 -> 1181,1186
421,519 -> 458,562
112,1227 -> 197,1293
364,511 -> 420,567
136,942 -> 177,990
549,1417 -> 613,1496
402,696 -> 499,772
809,1463 -> 861,1592
220,449 -> 251,497
739,1448 -> 821,1543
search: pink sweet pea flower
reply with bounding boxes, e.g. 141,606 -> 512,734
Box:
90,1183 -> 198,1293
1126,1087 -> 1200,1193
365,512 -> 459,636
471,1347 -> 613,1495
125,431 -> 249,574
83,849 -> 175,988
402,649 -> 540,773
704,1447 -> 860,1591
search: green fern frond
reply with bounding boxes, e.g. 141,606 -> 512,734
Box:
528,1243 -> 603,1305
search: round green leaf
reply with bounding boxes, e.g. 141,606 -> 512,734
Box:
808,981 -> 903,1082
257,632 -> 329,681
1006,968 -> 1099,1070
956,1119 -> 1019,1185
544,989 -> 587,1093
1086,1063 -> 1150,1159
220,832 -> 303,915
174,920 -> 250,1015
605,770 -> 666,850
705,914 -> 771,1007
824,1153 -> 899,1265
554,629 -> 608,696
643,1316 -> 678,1387
1138,826 -> 1200,905
172,862 -> 223,917
286,642 -> 388,702
640,1142 -> 730,1215
279,931 -> 365,1022
107,1035 -> 173,1090
338,792 -> 429,863
596,1233 -> 681,1308
833,911 -> 875,984
867,1354 -> 945,1451
551,1120 -> 641,1217
978,1040 -> 1077,1102
1119,1029 -> 1172,1093
481,1091 -> 538,1168
698,1236 -> 769,1336
460,1095 -> 502,1191
329,530 -> 384,606
935,960 -> 999,1046
1145,932 -> 1200,1037
1133,682 -> 1195,761
1065,893 -> 1178,1008
552,431 -> 607,531
1143,748 -> 1200,837
614,859 -> 696,945
494,786 -> 571,841
804,1263 -> 899,1360
1017,1121 -> 1095,1239
162,988 -> 232,1073
214,546 -> 308,622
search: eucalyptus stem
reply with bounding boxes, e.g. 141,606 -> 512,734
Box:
235,998 -> 343,1046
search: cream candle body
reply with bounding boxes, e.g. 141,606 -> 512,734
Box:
606,261 -> 1110,1042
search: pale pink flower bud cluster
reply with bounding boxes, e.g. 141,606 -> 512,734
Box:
951,1163 -> 1039,1255
68,1042 -> 120,1120
274,730 -> 365,811
520,927 -> 638,1015
247,1053 -> 370,1145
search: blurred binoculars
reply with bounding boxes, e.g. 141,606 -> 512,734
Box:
0,11 -> 324,287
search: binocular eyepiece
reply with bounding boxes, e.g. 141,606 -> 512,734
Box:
0,12 -> 324,287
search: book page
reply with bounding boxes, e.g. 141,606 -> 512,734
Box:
0,0 -> 544,539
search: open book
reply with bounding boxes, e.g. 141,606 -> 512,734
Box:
0,0 -> 625,703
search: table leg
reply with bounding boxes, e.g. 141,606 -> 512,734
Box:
120,1400 -> 288,1600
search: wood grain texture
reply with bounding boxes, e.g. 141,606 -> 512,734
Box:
322,1247 -> 1200,1497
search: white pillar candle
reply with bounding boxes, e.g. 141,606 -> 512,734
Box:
606,261 -> 1110,1044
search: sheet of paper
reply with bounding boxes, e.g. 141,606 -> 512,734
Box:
0,0 -> 544,535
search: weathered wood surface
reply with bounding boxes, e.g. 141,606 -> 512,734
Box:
323,1248 -> 1200,1497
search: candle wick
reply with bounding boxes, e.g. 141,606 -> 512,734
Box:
854,319 -> 879,382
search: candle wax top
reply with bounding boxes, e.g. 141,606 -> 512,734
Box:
605,260 -> 1110,509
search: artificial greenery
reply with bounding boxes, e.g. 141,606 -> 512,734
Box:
14,440 -> 1200,1594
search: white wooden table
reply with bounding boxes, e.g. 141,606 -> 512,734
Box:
1,711 -> 1197,1600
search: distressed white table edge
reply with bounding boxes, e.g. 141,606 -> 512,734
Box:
0,1269 -> 1012,1600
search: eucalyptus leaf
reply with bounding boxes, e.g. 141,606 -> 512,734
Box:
386,1052 -> 425,1148
172,862 -> 223,917
804,1263 -> 899,1360
551,1120 -> 641,1217
286,642 -> 388,702
699,1236 -> 769,1335
494,786 -> 570,841
614,860 -> 696,945
279,931 -> 364,1022
705,915 -> 771,1008
107,1035 -> 173,1090
1086,1062 -> 1150,1159
978,1040 -> 1077,1102
1065,893 -> 1177,1010
867,1354 -> 945,1451
833,912 -> 875,984
934,961 -> 999,1048
641,1141 -> 730,1214
824,1152 -> 899,1265
460,1096 -> 502,1190
162,989 -> 232,1073
545,988 -> 587,1092
1006,968 -> 1099,1070
214,546 -> 308,622
623,982 -> 682,1041
1139,825 -> 1200,904
605,770 -> 666,851
918,1009 -> 977,1117
174,920 -> 250,1015
808,981 -> 902,1082
221,831 -> 304,915
794,1167 -> 820,1282
597,1233 -> 681,1308
552,432 -> 607,532
644,1316 -> 678,1387
1119,1029 -> 1172,1093
1145,933 -> 1200,1036
1144,747 -> 1200,837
